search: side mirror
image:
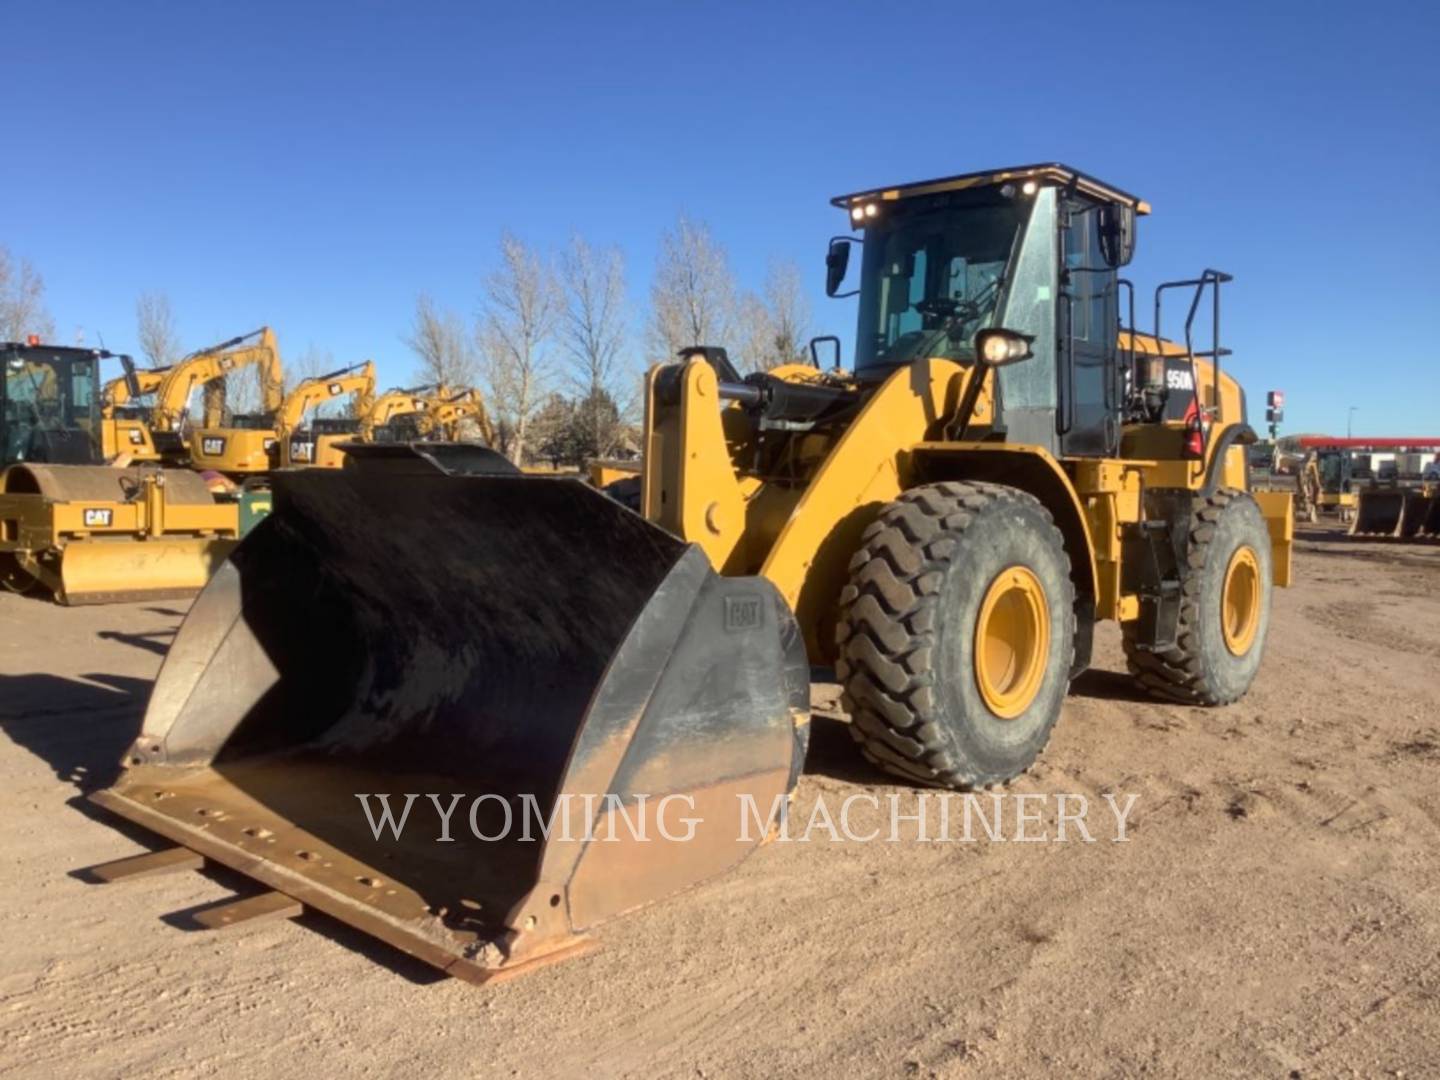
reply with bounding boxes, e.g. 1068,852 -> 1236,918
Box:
1097,202 -> 1136,267
121,356 -> 142,402
807,335 -> 842,370
825,237 -> 857,297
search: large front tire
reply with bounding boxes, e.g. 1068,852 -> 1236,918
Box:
836,482 -> 1076,789
1123,488 -> 1272,705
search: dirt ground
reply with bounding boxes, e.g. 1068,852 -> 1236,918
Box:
2,525 -> 1438,1079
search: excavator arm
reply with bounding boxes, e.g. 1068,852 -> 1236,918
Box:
150,328 -> 285,432
276,361 -> 376,439
366,384 -> 441,433
101,364 -> 167,416
424,388 -> 496,444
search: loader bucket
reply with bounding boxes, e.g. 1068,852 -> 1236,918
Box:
1399,491 -> 1436,539
0,463 -> 238,604
1423,494 -> 1440,539
1349,489 -> 1407,537
91,445 -> 810,983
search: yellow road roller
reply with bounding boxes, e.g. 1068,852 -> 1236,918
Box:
1,340 -> 239,603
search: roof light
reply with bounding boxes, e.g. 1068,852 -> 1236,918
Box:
850,206 -> 865,224
864,203 -> 879,218
26,334 -> 40,346
1021,180 -> 1038,196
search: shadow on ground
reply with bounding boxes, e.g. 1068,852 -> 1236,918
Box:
1070,668 -> 1156,704
154,877 -> 449,986
803,714 -> 888,785
5,671 -> 451,987
97,626 -> 177,656
0,672 -> 149,791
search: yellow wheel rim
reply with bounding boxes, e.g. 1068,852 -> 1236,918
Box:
974,566 -> 1050,719
1221,545 -> 1261,656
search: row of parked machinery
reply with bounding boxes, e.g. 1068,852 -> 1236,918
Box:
1,329 -> 492,602
1292,437 -> 1440,539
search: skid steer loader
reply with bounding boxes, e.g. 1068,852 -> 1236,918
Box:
1,339 -> 240,603
90,163 -> 1291,982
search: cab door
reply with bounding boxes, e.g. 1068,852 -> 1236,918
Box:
1058,206 -> 1119,457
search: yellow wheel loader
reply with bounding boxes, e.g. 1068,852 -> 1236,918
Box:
1,341 -> 240,603
91,164 -> 1291,982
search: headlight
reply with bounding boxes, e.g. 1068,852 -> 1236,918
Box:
975,328 -> 1035,367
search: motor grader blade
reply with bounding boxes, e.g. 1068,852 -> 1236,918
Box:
1349,489 -> 1407,537
90,447 -> 809,983
0,463 -> 239,604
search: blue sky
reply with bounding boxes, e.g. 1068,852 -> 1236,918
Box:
5,0 -> 1436,435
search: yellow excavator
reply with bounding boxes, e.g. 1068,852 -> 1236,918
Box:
1,339 -> 240,603
100,360 -> 167,461
263,361 -> 377,469
192,360 -> 373,478
91,164 -> 1291,982
175,329 -> 287,474
368,383 -> 442,434
421,387 -> 496,444
283,383 -> 490,468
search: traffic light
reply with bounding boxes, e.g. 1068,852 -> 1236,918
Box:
1265,390 -> 1284,438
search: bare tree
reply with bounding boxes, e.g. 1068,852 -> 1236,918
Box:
736,259 -> 812,372
135,291 -> 183,368
559,234 -> 632,456
0,245 -> 56,342
405,293 -> 480,390
479,234 -> 559,465
284,344 -> 337,394
218,341 -> 334,419
648,215 -> 736,361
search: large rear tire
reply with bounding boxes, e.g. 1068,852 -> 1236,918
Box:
1123,488 -> 1272,705
836,481 -> 1076,789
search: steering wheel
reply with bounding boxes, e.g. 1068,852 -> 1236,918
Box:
915,296 -> 983,323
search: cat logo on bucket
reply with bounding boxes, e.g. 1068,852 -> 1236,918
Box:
723,595 -> 762,631
201,436 -> 226,456
82,508 -> 114,528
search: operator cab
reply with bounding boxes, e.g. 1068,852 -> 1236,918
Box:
826,163 -> 1230,460
1,341 -> 105,466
